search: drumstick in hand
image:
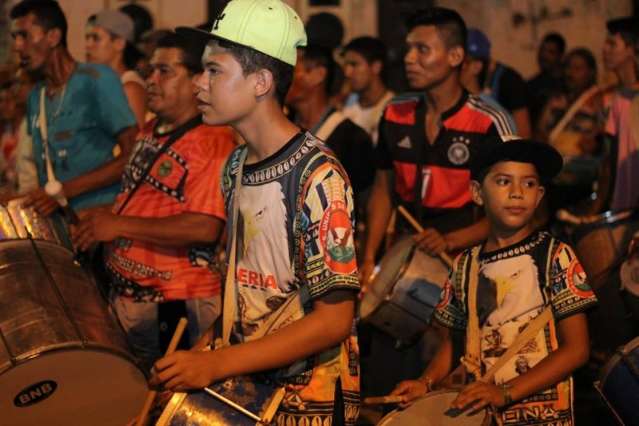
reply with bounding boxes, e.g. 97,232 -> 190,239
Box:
397,206 -> 453,268
136,317 -> 188,426
363,395 -> 405,405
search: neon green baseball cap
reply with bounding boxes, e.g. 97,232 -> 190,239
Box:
177,0 -> 307,66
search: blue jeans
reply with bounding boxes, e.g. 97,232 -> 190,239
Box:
110,293 -> 221,373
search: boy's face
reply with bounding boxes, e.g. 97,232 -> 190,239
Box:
471,161 -> 545,235
85,24 -> 122,65
195,42 -> 257,126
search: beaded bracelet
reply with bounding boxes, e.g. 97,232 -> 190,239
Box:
501,383 -> 513,405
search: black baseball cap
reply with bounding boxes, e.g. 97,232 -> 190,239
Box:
471,139 -> 563,182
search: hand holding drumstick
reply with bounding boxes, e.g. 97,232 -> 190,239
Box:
397,206 -> 453,268
134,317 -> 188,426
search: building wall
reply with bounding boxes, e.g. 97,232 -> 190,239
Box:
438,0 -> 633,79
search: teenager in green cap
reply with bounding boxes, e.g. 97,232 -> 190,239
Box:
152,1 -> 360,424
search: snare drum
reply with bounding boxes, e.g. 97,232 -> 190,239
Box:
378,390 -> 486,426
595,336 -> 639,426
0,239 -> 147,425
572,210 -> 639,289
359,237 -> 449,342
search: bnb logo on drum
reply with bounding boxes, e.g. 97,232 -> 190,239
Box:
13,380 -> 58,407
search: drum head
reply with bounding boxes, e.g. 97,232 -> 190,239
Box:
0,348 -> 147,426
379,391 -> 485,426
359,237 -> 414,320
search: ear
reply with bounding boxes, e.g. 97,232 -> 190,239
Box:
371,60 -> 382,76
46,28 -> 62,48
113,37 -> 126,52
253,68 -> 275,99
470,180 -> 484,206
448,45 -> 464,68
534,185 -> 546,208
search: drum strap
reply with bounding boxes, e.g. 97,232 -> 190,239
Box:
463,246 -> 482,378
222,148 -> 247,346
464,237 -> 558,382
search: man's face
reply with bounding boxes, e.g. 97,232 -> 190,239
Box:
603,32 -> 635,71
285,50 -> 326,106
343,50 -> 376,93
565,54 -> 593,93
537,40 -> 562,72
194,42 -> 256,126
11,13 -> 53,72
146,47 -> 196,121
404,25 -> 461,91
85,24 -> 121,65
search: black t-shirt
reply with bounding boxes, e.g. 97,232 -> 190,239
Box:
488,63 -> 529,113
376,91 -> 516,232
323,115 -> 375,195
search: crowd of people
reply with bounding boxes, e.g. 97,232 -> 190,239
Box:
3,0 -> 639,425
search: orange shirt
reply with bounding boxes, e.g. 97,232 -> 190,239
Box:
106,119 -> 235,301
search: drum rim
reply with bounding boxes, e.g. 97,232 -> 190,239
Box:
0,341 -> 147,378
598,335 -> 639,385
360,237 -> 418,316
379,389 -> 487,424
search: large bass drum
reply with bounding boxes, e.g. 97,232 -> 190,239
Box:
595,336 -> 639,426
0,239 -> 147,426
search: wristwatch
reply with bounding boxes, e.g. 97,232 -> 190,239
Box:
418,376 -> 435,392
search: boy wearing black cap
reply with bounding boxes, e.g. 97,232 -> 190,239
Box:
151,1 -> 360,424
392,140 -> 596,426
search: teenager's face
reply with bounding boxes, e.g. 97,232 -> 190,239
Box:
602,32 -> 634,71
472,162 -> 545,236
146,47 -> 195,120
538,40 -> 562,72
565,54 -> 593,93
11,13 -> 53,72
85,24 -> 121,65
343,50 -> 376,93
404,25 -> 462,90
195,43 -> 256,126
459,56 -> 482,91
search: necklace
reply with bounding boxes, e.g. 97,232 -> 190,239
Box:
49,83 -> 68,124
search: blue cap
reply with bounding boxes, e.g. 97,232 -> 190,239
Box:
467,28 -> 491,59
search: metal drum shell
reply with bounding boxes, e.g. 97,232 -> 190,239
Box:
0,239 -> 147,426
573,211 -> 639,289
596,336 -> 639,426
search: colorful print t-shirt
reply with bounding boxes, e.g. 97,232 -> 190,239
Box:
434,232 -> 597,426
221,132 -> 360,425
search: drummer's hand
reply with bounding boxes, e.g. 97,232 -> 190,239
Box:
358,258 -> 376,296
451,381 -> 504,412
390,379 -> 427,408
413,228 -> 449,256
150,350 -> 217,392
23,188 -> 59,217
71,210 -> 121,251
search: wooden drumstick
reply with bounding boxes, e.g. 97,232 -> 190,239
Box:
397,206 -> 453,268
135,317 -> 188,426
363,395 -> 405,405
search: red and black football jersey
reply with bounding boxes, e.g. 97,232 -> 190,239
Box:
376,91 -> 516,232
